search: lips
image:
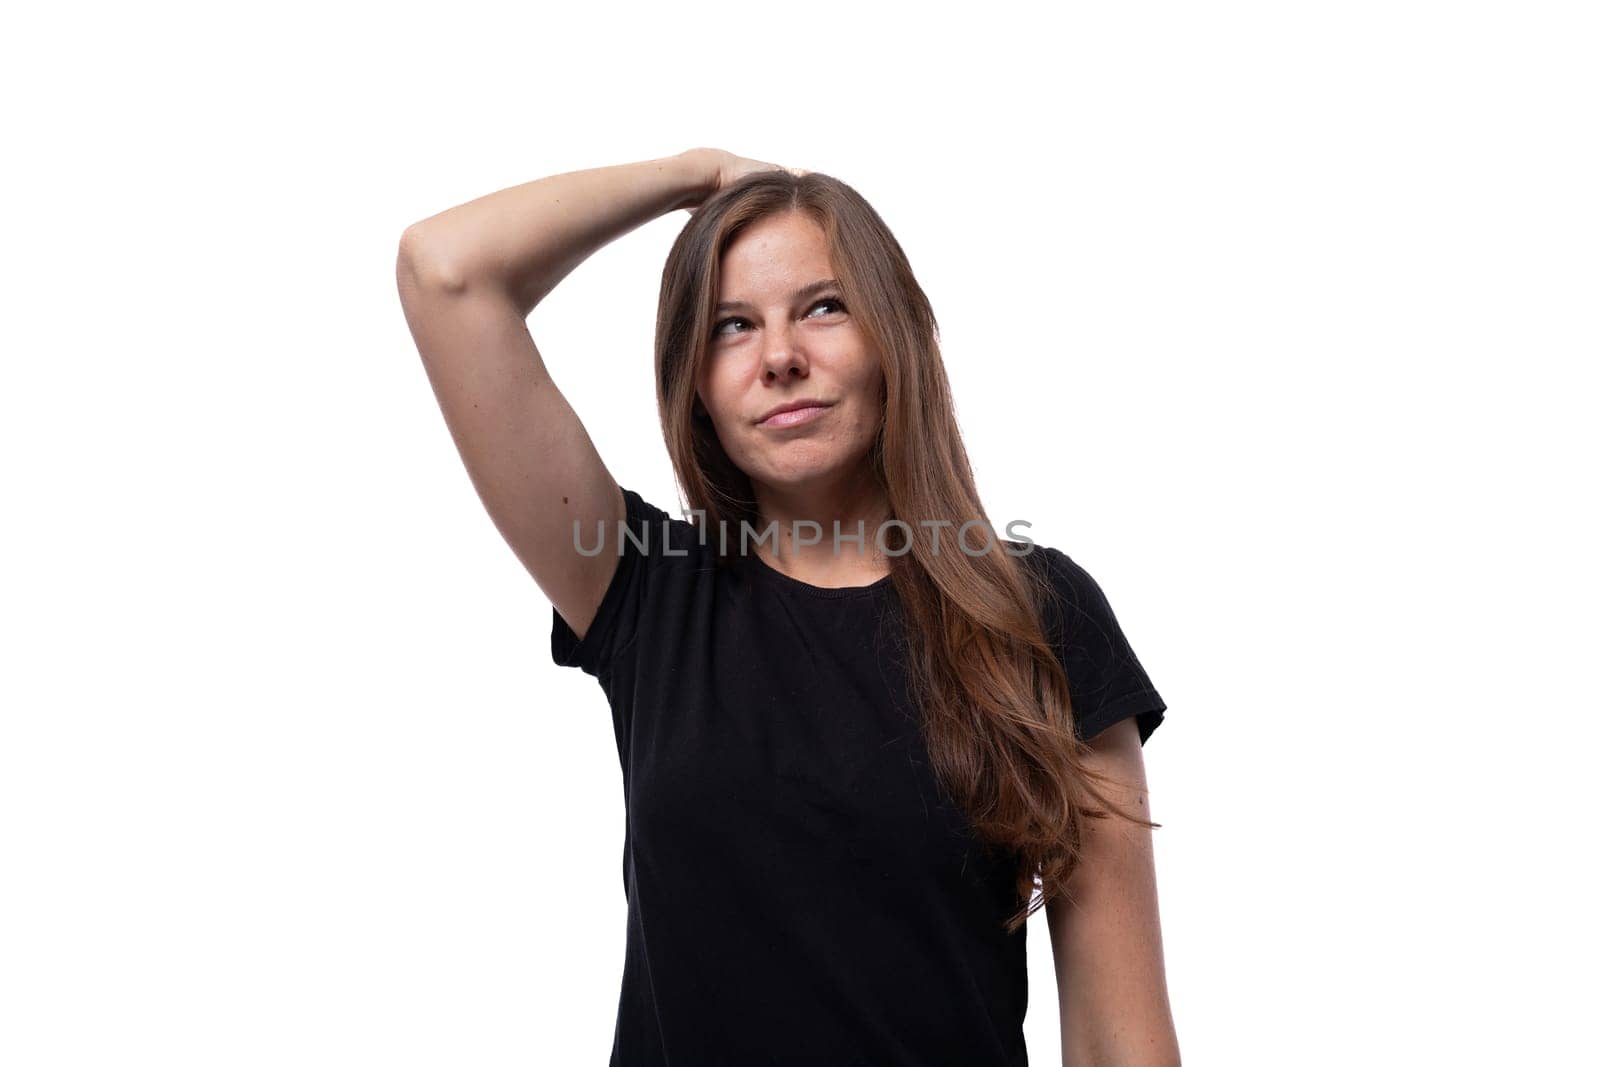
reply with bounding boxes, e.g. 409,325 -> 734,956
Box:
756,399 -> 832,427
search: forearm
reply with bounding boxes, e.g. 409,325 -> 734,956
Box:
401,149 -> 713,314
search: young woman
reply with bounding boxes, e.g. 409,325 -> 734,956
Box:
396,148 -> 1180,1066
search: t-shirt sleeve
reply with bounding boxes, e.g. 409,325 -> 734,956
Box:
1034,546 -> 1168,746
549,486 -> 683,680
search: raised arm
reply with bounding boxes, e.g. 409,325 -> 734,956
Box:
1046,717 -> 1181,1065
393,150 -> 715,640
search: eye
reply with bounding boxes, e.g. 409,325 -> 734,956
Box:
711,297 -> 846,339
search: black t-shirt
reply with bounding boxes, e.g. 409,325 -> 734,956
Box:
550,487 -> 1166,1067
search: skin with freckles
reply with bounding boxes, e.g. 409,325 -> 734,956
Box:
694,210 -> 892,586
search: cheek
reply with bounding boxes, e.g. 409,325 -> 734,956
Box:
696,363 -> 729,416
848,354 -> 885,411
699,370 -> 748,444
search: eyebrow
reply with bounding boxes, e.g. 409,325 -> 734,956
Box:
714,278 -> 840,316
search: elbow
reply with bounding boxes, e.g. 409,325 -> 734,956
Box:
397,225 -> 468,295
1062,1049 -> 1180,1067
1063,1035 -> 1181,1067
1060,1008 -> 1181,1067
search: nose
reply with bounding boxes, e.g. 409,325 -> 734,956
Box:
759,320 -> 809,381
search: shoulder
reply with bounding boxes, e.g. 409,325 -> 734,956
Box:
1017,541 -> 1094,591
1005,539 -> 1087,604
1005,541 -> 1123,644
615,487 -> 713,561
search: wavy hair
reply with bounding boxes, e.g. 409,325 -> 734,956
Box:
652,170 -> 1155,933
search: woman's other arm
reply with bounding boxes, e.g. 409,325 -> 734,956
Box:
1047,717 -> 1181,1066
393,151 -> 713,640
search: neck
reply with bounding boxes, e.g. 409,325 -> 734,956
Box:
749,468 -> 892,582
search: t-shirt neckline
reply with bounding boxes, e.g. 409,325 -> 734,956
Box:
741,549 -> 893,599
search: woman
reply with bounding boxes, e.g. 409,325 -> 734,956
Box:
396,148 -> 1180,1066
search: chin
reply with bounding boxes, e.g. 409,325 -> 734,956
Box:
742,445 -> 872,491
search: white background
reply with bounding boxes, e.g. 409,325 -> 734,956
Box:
4,2 -> 1595,1064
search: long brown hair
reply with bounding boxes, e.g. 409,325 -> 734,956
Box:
652,170 -> 1155,933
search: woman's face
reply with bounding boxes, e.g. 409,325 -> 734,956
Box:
695,211 -> 884,497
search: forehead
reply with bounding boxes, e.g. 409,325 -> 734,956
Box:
718,212 -> 831,293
